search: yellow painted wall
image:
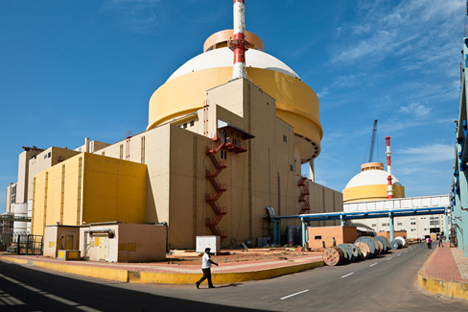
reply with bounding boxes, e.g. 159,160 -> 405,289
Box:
82,154 -> 147,224
343,184 -> 405,202
32,153 -> 147,236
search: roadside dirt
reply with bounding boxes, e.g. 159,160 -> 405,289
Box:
165,248 -> 323,266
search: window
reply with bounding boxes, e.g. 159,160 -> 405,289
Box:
290,164 -> 293,172
44,154 -> 47,159
190,120 -> 194,127
48,152 -> 51,158
398,223 -> 402,226
283,135 -> 287,142
411,222 -> 416,225
220,150 -> 227,160
314,236 -> 322,240
371,224 -> 376,227
183,123 -> 187,129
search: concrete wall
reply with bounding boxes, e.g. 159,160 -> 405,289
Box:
80,223 -> 166,263
31,153 -> 147,236
308,226 -> 357,248
43,225 -> 80,257
16,150 -> 42,204
5,183 -> 16,213
307,182 -> 342,227
28,147 -> 80,201
116,223 -> 166,262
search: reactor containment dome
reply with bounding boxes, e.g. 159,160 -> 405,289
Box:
147,30 -> 322,163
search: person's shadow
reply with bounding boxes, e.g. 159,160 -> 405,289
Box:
198,283 -> 242,289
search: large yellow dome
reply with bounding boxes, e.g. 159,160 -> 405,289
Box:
148,30 -> 323,162
343,162 -> 405,202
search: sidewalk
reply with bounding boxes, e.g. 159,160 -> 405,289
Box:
0,252 -> 324,285
418,245 -> 468,300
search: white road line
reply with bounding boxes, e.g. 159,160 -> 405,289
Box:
0,273 -> 102,311
370,263 -> 377,267
397,254 -> 401,256
387,258 -> 392,261
280,290 -> 309,300
341,272 -> 354,279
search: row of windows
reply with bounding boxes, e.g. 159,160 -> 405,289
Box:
43,152 -> 51,159
179,120 -> 195,129
372,222 -> 403,227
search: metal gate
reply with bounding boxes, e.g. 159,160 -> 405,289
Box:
12,234 -> 43,255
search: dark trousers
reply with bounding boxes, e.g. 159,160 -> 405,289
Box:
197,268 -> 213,287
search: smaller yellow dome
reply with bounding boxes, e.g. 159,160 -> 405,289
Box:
343,163 -> 405,202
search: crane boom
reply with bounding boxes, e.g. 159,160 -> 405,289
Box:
368,120 -> 378,162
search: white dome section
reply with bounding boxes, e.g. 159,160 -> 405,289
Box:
166,47 -> 301,82
345,170 -> 400,189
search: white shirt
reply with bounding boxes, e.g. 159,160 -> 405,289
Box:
202,253 -> 211,269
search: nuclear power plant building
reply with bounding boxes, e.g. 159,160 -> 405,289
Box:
10,28 -> 343,249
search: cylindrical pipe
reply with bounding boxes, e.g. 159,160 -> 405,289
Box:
232,0 -> 247,79
85,137 -> 90,153
385,136 -> 393,199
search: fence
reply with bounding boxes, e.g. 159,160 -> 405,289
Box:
3,233 -> 43,255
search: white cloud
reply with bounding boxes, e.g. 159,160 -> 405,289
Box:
396,143 -> 454,166
103,0 -> 163,33
317,87 -> 329,98
398,102 -> 431,118
332,74 -> 365,88
331,0 -> 464,70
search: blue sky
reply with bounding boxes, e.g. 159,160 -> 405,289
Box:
0,0 -> 463,213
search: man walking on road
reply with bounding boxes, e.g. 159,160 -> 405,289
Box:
196,247 -> 218,289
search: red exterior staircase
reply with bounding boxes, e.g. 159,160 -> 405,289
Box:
298,176 -> 310,214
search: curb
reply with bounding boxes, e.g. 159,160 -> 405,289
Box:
0,255 -> 323,285
417,249 -> 468,300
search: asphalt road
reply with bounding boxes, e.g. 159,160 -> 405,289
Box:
1,243 -> 467,312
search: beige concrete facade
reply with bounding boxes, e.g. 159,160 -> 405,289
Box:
28,147 -> 80,201
43,225 -> 80,257
16,150 -> 42,204
91,78 -> 341,249
5,183 -> 16,213
79,222 -> 166,263
74,139 -> 111,154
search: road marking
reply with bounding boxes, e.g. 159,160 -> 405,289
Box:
387,258 -> 392,261
405,251 -> 408,253
370,263 -> 377,267
341,272 -> 354,278
0,273 -> 102,311
397,254 -> 401,257
280,290 -> 309,300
